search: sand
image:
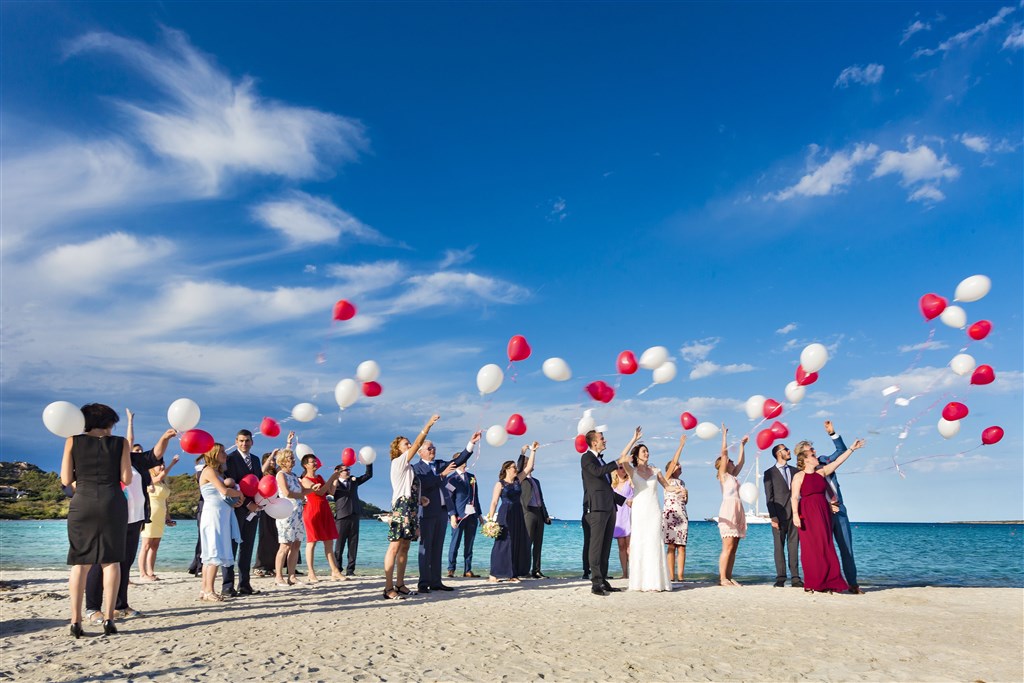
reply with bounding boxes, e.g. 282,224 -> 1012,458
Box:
0,570 -> 1021,682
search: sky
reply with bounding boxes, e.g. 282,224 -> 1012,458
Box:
2,2 -> 1022,522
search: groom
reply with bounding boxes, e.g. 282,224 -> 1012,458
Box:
580,430 -> 626,596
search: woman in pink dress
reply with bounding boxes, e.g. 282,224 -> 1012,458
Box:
791,437 -> 865,593
714,425 -> 748,587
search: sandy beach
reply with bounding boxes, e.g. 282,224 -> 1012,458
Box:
0,570 -> 1020,682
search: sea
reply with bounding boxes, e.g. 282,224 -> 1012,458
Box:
2,519 -> 1021,587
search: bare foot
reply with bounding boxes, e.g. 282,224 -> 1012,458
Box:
730,579 -> 742,587
487,576 -> 500,583
331,573 -> 349,581
719,580 -> 734,587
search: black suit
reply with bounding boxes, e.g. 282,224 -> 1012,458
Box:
520,476 -> 550,575
223,449 -> 263,592
580,449 -> 621,591
763,463 -> 801,583
332,464 -> 373,575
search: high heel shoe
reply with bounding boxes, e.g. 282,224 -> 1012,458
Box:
69,622 -> 84,639
102,619 -> 117,635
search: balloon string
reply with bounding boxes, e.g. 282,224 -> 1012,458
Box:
845,443 -> 983,476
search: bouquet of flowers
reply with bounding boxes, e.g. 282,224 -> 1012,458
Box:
481,515 -> 503,539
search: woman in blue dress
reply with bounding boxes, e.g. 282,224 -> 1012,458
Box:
198,443 -> 243,602
487,442 -> 537,582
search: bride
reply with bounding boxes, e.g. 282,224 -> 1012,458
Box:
618,427 -> 672,592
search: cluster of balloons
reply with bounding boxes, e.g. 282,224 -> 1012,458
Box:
918,275 -> 991,331
166,398 -> 216,454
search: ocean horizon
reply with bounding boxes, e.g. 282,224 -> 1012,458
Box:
2,519 -> 1020,588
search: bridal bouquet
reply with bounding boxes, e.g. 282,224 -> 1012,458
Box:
481,516 -> 503,539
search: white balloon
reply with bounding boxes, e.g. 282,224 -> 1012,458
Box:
295,443 -> 315,458
476,364 -> 504,395
42,401 -> 85,438
739,482 -> 758,505
745,395 -> 766,420
541,357 -> 572,382
639,346 -> 669,370
358,446 -> 377,465
954,274 -> 991,303
949,353 -> 977,377
695,422 -> 720,440
939,305 -> 967,329
355,360 -> 381,382
800,343 -> 829,374
937,418 -> 961,439
652,361 -> 677,384
577,410 -> 596,436
334,378 -> 360,409
263,497 -> 294,520
167,398 -> 201,432
784,381 -> 805,404
485,425 -> 508,447
291,402 -> 318,423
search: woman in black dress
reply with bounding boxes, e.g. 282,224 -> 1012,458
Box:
487,442 -> 538,582
60,403 -> 132,637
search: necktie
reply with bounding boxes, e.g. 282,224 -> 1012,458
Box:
597,454 -> 611,484
782,467 -> 790,487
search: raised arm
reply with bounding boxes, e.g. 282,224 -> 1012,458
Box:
125,409 -> 135,449
818,439 -> 865,477
790,471 -> 806,528
716,424 -> 730,479
730,435 -> 748,476
517,442 -> 539,481
619,426 -> 642,462
665,434 -> 686,477
406,414 -> 441,463
819,420 -> 848,464
152,428 -> 176,460
163,453 -> 180,476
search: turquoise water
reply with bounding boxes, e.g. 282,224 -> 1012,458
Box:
1,519 -> 1020,587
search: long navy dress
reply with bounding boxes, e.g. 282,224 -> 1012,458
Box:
489,480 -> 531,579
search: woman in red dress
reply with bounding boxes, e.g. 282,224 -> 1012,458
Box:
300,453 -> 344,582
790,437 -> 865,593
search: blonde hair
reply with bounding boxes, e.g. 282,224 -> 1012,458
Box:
276,449 -> 295,470
390,436 -> 407,460
203,443 -> 225,473
795,441 -> 814,469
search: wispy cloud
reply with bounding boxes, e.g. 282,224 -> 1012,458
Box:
958,134 -> 991,154
439,246 -> 477,269
547,197 -> 568,222
689,361 -> 756,381
252,191 -> 388,247
872,142 -> 960,203
834,63 -> 884,88
846,367 -> 1023,399
680,338 -> 719,363
38,232 -> 175,291
898,340 -> 950,353
386,272 -> 529,315
327,261 -> 404,294
901,19 -> 932,45
1004,23 -> 1024,49
769,143 -> 879,201
776,322 -> 798,335
914,5 -> 1017,57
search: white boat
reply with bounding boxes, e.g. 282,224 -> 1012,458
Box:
376,513 -> 392,524
706,450 -> 772,524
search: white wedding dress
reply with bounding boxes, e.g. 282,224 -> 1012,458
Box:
628,468 -> 671,592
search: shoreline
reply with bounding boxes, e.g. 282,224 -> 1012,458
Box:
2,569 -> 1022,681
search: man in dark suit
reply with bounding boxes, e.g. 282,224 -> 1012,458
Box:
517,451 -> 551,579
332,461 -> 373,576
445,461 -> 481,578
763,442 -> 802,587
580,429 -> 629,596
412,430 -> 482,593
223,429 -> 265,596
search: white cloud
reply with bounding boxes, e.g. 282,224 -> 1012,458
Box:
386,272 -> 529,315
688,361 -> 756,381
66,28 -> 367,193
37,232 -> 175,291
898,340 -> 950,353
914,6 -> 1017,57
1004,23 -> 1024,49
547,197 -> 568,222
908,185 -> 946,203
776,323 -> 798,335
680,338 -> 720,363
327,260 -> 404,294
303,265 -> 317,274
252,191 -> 387,247
439,246 -> 477,269
958,134 -> 991,153
834,63 -> 885,88
872,143 -> 960,202
846,367 -> 1023,399
901,19 -> 932,45
770,143 -> 879,201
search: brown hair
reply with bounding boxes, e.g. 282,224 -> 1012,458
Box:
390,436 -> 407,460
203,443 -> 225,473
498,460 -> 516,481
630,444 -> 647,467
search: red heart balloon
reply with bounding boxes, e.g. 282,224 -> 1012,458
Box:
341,448 -> 357,467
259,417 -> 281,438
332,299 -> 357,321
941,402 -> 969,421
506,413 -> 527,436
762,399 -> 783,419
180,429 -> 215,454
680,412 -> 697,430
770,421 -> 789,438
586,380 -> 611,402
756,428 -> 775,451
616,350 -> 638,375
599,384 -> 616,403
968,320 -> 992,341
239,474 -> 259,497
971,365 -> 995,385
796,366 -> 818,386
981,426 -> 1004,445
919,293 -> 947,321
575,434 -> 589,453
507,335 -> 531,362
362,381 -> 382,397
257,474 -> 278,498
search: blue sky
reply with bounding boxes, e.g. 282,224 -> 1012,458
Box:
2,2 -> 1021,522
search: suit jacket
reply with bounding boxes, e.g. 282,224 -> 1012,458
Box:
333,464 -> 373,519
580,450 -> 621,514
816,433 -> 848,506
445,470 -> 481,519
520,476 -> 550,523
225,450 -> 263,510
413,448 -> 473,519
763,464 -> 798,522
